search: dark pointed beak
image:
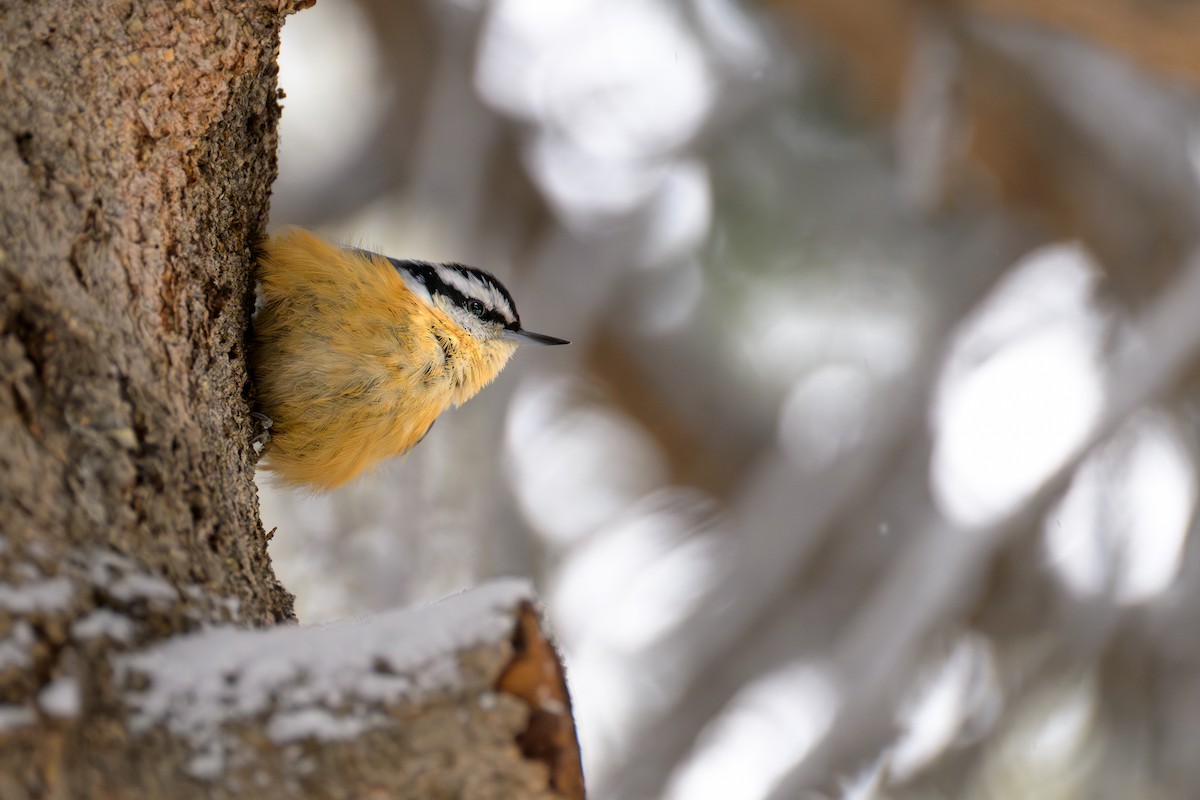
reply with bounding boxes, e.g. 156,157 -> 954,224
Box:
506,328 -> 570,346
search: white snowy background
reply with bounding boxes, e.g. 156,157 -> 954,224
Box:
259,2 -> 1200,798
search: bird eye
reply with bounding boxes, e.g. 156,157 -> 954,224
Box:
467,299 -> 486,317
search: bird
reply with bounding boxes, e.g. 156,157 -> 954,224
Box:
249,227 -> 568,490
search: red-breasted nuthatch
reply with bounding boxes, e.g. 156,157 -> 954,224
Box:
250,228 -> 568,490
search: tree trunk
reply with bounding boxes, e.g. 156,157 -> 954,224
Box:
0,2 -> 581,796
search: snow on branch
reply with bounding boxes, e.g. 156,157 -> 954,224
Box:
116,578 -> 583,798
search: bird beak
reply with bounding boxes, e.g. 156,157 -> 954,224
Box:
506,328 -> 570,346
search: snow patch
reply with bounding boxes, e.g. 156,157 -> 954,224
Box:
0,577 -> 74,613
119,579 -> 533,778
87,550 -> 139,585
0,704 -> 34,732
72,610 -> 136,644
39,677 -> 81,719
187,746 -> 226,781
0,621 -> 34,670
267,708 -> 374,743
109,573 -> 178,605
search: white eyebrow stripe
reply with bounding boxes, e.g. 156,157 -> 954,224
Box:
438,267 -> 484,298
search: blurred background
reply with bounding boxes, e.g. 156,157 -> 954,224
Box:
258,1 -> 1200,797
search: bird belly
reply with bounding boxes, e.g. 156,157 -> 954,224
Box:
261,327 -> 458,490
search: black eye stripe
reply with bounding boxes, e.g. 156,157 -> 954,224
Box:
444,262 -> 519,321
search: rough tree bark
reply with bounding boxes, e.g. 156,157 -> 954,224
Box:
0,2 -> 582,797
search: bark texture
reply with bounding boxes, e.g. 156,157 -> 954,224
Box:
0,0 -> 297,792
0,1 -> 294,607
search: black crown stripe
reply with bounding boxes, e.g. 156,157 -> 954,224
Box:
356,250 -> 521,328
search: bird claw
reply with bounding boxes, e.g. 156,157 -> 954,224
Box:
250,411 -> 273,450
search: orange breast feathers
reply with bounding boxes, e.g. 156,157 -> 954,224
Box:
250,229 -> 518,490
